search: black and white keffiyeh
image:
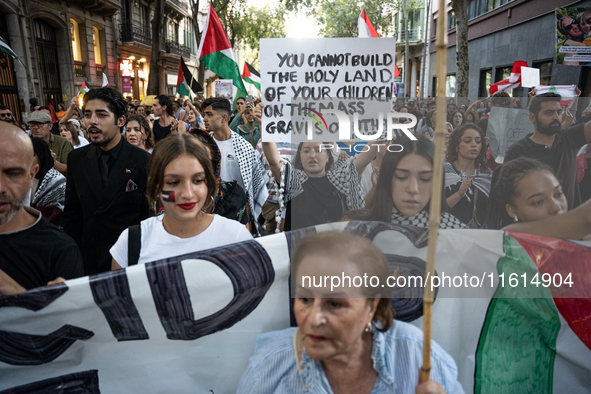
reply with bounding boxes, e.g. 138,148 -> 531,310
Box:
282,156 -> 365,211
229,131 -> 268,219
32,168 -> 66,211
443,162 -> 492,203
391,207 -> 467,229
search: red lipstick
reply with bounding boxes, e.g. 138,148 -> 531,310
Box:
178,202 -> 196,210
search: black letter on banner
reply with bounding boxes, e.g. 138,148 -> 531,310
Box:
0,325 -> 94,365
0,283 -> 68,311
145,240 -> 275,340
0,369 -> 100,393
89,270 -> 149,341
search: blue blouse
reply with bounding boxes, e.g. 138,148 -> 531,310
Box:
237,321 -> 464,394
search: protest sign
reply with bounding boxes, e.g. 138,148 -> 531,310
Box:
556,8 -> 591,66
1,224 -> 590,393
520,67 -> 540,88
260,38 -> 398,142
486,107 -> 535,163
214,79 -> 233,100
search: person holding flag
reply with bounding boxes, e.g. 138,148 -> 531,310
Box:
241,61 -> 261,92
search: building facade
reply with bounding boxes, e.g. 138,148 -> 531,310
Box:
1,0 -> 120,123
428,0 -> 591,98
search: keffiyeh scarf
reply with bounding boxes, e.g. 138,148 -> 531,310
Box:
283,156 -> 365,211
32,168 -> 66,211
443,162 -> 492,204
391,207 -> 467,229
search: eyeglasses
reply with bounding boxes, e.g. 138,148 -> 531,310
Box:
29,122 -> 48,129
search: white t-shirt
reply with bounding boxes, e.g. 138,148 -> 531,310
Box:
214,137 -> 244,190
110,214 -> 252,268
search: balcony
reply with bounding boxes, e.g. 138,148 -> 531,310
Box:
165,0 -> 190,18
396,28 -> 424,43
162,39 -> 191,58
120,23 -> 152,47
69,0 -> 120,16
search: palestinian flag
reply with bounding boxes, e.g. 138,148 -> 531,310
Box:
0,35 -> 27,69
197,3 -> 246,95
358,8 -> 379,38
242,62 -> 260,91
176,57 -> 202,97
79,81 -> 92,96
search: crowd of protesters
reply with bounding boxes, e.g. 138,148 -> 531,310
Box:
2,86 -> 591,392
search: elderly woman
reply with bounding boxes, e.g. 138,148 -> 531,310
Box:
238,231 -> 462,393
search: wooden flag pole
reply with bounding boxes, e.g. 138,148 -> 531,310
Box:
189,60 -> 199,101
420,0 -> 448,384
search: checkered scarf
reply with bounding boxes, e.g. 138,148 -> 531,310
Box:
283,156 -> 365,211
443,162 -> 492,203
229,131 -> 268,220
32,168 -> 66,211
391,207 -> 467,229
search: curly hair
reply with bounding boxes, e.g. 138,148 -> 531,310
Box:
445,123 -> 488,170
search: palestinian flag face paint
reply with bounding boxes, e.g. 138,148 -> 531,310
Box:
162,190 -> 176,203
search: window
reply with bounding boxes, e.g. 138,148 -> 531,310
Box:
532,60 -> 553,86
468,0 -> 513,21
70,19 -> 82,62
446,74 -> 456,97
432,18 -> 437,37
92,27 -> 103,66
448,10 -> 456,30
479,69 -> 492,97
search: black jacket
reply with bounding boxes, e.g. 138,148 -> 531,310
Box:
63,138 -> 150,275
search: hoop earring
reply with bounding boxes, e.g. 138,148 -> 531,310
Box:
202,195 -> 215,212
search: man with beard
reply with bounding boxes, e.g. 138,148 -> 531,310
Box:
0,122 -> 83,294
63,88 -> 150,275
504,93 -> 591,209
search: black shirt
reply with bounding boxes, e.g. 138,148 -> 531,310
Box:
444,166 -> 490,227
285,176 -> 346,231
504,124 -> 587,209
95,135 -> 124,178
153,119 -> 172,142
0,208 -> 84,290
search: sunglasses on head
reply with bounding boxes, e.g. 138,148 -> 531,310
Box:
564,20 -> 578,32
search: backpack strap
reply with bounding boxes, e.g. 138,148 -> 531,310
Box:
128,224 -> 141,266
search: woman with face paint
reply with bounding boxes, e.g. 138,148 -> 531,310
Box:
110,134 -> 252,269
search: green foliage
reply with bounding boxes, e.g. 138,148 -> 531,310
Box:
233,3 -> 287,59
312,0 -> 393,38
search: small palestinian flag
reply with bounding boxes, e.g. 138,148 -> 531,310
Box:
242,61 -> 261,91
79,81 -> 93,96
176,57 -> 202,97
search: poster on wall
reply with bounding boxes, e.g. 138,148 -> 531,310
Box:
556,7 -> 591,66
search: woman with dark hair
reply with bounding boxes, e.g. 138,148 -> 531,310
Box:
444,124 -> 491,227
110,133 -> 251,269
262,140 -> 378,231
238,231 -> 461,394
464,111 -> 476,124
485,157 -> 567,230
56,103 -> 67,119
29,137 -> 66,226
126,115 -> 155,153
152,94 -> 186,142
346,135 -> 466,228
417,109 -> 436,138
450,111 -> 464,130
59,121 -> 84,149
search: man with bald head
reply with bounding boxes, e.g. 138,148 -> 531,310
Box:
0,122 -> 83,294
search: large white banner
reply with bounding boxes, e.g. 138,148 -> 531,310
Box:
1,223 -> 590,393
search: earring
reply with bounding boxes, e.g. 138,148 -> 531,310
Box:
514,216 -> 519,222
202,195 -> 215,212
364,321 -> 372,333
